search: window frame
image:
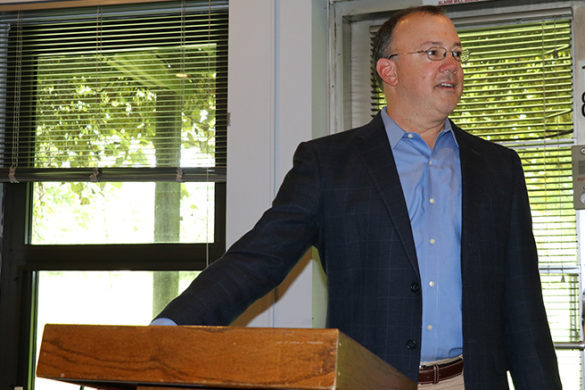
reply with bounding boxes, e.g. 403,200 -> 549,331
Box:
0,1 -> 228,388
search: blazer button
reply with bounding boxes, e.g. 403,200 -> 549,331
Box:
410,282 -> 420,292
406,339 -> 417,350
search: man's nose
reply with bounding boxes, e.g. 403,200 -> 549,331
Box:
441,52 -> 461,71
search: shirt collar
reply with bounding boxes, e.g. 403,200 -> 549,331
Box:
380,107 -> 458,149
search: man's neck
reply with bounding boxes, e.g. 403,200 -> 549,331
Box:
385,107 -> 446,149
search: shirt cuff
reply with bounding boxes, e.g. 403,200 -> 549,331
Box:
150,317 -> 177,326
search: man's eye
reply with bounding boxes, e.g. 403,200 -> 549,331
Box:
453,50 -> 463,58
425,48 -> 445,59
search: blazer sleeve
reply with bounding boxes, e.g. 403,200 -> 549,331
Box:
154,141 -> 322,325
504,152 -> 562,389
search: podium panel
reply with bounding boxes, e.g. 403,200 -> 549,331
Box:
37,324 -> 415,390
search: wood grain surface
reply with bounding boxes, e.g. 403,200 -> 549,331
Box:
37,324 -> 415,390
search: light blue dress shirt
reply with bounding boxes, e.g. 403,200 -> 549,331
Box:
150,317 -> 177,326
381,108 -> 463,362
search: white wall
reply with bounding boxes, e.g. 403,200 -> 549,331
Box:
227,0 -> 328,328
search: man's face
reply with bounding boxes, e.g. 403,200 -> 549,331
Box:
388,13 -> 464,120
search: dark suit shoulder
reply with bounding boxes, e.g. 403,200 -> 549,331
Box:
301,114 -> 385,153
451,121 -> 522,178
452,121 -> 517,158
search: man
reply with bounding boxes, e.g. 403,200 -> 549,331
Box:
154,6 -> 561,389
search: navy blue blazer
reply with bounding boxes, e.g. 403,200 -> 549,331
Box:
157,114 -> 561,389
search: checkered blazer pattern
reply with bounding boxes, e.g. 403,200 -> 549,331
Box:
157,114 -> 561,389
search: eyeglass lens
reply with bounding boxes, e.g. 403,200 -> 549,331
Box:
426,47 -> 468,62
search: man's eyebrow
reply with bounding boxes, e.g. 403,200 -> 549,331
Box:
420,40 -> 463,47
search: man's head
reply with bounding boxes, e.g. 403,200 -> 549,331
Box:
373,7 -> 464,126
373,6 -> 447,86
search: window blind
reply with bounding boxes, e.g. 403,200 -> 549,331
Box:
371,18 -> 579,346
454,19 -> 578,346
0,0 -> 228,182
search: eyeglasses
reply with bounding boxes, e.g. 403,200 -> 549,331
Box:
387,47 -> 469,63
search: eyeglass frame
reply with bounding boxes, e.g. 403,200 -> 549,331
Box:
386,46 -> 470,63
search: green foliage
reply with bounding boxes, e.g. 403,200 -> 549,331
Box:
453,21 -> 572,143
34,45 -> 218,170
31,44 -> 220,242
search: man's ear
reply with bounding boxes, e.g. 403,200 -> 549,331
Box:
376,58 -> 398,86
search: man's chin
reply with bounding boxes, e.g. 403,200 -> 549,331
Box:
439,98 -> 462,117
436,105 -> 458,118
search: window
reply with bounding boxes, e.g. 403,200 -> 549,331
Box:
0,1 -> 228,388
453,18 -> 580,388
370,15 -> 581,389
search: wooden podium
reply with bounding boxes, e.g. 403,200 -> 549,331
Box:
37,324 -> 415,390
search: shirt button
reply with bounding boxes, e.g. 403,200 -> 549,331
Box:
410,282 -> 421,292
408,134 -> 414,139
429,160 -> 433,165
429,198 -> 435,204
406,339 -> 417,350
429,281 -> 435,287
429,238 -> 436,244
427,325 -> 433,331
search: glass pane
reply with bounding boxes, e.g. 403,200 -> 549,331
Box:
31,41 -> 219,169
558,349 -> 583,389
34,270 -> 200,390
31,182 -> 214,244
541,273 -> 581,343
518,146 -> 577,267
453,19 -> 573,143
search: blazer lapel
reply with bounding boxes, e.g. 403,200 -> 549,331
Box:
353,114 -> 420,275
453,124 -> 484,273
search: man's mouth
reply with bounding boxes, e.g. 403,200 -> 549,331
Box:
437,82 -> 456,89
